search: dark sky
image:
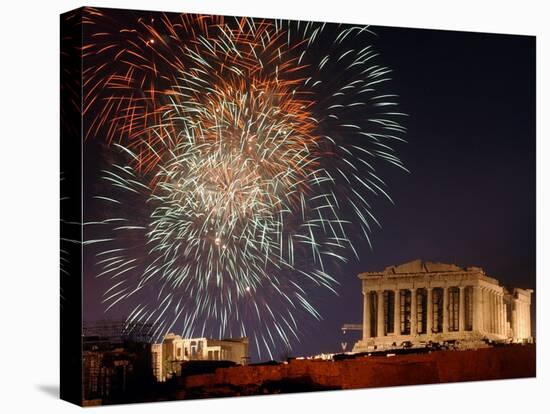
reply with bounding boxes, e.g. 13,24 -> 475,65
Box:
301,26 -> 536,357
82,16 -> 535,360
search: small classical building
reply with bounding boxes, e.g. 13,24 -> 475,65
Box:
353,260 -> 533,352
151,334 -> 249,382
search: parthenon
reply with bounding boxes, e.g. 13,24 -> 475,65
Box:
353,260 -> 533,351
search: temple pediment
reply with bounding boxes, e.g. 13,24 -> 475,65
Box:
384,259 -> 464,274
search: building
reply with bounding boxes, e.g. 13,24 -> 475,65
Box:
353,259 -> 533,352
82,336 -> 155,405
151,334 -> 249,382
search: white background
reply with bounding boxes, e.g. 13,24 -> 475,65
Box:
0,0 -> 546,412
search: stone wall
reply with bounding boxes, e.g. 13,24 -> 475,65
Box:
183,345 -> 535,394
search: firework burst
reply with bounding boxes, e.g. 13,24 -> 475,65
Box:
84,8 -> 407,358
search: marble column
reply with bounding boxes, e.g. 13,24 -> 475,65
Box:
484,288 -> 489,333
518,302 -> 525,338
492,291 -> 497,334
523,303 -> 528,338
363,291 -> 371,340
495,294 -> 500,335
393,289 -> 400,335
459,286 -> 465,332
526,303 -> 531,340
490,288 -> 491,333
503,296 -> 507,335
479,287 -> 484,332
377,290 -> 385,338
473,286 -> 482,333
511,300 -> 517,340
485,288 -> 492,333
498,294 -> 504,335
497,293 -> 502,334
426,287 -> 433,335
519,302 -> 524,339
442,286 -> 449,333
410,288 -> 417,336
489,291 -> 493,334
516,302 -> 521,338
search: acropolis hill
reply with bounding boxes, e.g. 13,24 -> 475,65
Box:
169,345 -> 535,399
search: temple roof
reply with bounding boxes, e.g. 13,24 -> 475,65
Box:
360,259 -> 482,276
386,259 -> 464,274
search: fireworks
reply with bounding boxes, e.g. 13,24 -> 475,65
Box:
84,8 -> 407,359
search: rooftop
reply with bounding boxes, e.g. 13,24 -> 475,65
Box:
359,259 -> 484,278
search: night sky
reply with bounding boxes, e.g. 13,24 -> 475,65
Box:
299,26 -> 536,357
82,14 -> 535,360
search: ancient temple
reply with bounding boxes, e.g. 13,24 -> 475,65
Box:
353,260 -> 533,351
